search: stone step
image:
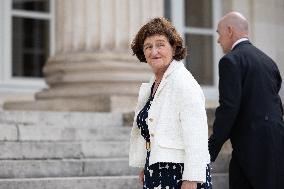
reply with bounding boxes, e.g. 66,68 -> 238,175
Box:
212,173 -> 229,189
0,111 -> 122,127
0,158 -> 139,178
4,98 -> 113,112
0,141 -> 130,160
0,174 -> 228,189
211,153 -> 231,173
0,156 -> 230,179
0,141 -> 230,173
0,124 -> 131,141
0,176 -> 140,189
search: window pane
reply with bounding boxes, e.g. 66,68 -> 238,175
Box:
164,0 -> 172,21
13,0 -> 50,12
184,0 -> 212,28
185,34 -> 213,85
12,17 -> 49,77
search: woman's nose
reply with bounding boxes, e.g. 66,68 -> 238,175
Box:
150,46 -> 158,55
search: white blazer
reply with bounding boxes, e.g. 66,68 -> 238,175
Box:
129,60 -> 210,182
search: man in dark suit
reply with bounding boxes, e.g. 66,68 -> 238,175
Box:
209,12 -> 284,189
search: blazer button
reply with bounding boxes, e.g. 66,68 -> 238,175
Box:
264,116 -> 269,121
149,118 -> 153,122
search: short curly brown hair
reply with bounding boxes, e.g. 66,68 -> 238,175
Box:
131,17 -> 186,63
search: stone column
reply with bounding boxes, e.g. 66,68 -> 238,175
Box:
4,0 -> 164,112
251,0 -> 284,98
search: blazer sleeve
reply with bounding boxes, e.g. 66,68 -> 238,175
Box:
179,75 -> 209,182
209,56 -> 242,162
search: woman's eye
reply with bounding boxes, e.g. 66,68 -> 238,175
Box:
144,46 -> 151,51
157,43 -> 165,47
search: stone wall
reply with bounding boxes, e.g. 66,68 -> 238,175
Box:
222,0 -> 284,98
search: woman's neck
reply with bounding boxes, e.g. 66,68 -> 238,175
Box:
153,62 -> 171,83
154,69 -> 166,83
154,75 -> 163,84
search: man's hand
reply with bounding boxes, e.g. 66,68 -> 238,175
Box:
181,181 -> 197,189
138,169 -> 144,185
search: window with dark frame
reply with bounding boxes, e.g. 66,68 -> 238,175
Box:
165,0 -> 214,86
12,0 -> 50,78
184,0 -> 213,85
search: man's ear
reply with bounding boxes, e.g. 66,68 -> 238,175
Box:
228,26 -> 234,38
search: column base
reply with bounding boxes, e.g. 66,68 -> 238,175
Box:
3,52 -> 151,112
3,95 -> 138,112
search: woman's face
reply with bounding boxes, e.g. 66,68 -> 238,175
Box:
143,34 -> 174,74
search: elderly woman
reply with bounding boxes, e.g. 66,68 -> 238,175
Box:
129,17 -> 211,189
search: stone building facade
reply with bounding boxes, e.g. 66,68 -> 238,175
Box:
0,0 -> 283,111
0,1 -> 283,188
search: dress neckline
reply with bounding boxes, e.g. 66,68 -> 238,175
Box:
150,82 -> 160,99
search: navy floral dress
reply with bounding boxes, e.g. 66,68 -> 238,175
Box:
136,83 -> 212,189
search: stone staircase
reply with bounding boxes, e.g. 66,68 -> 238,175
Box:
0,110 -> 229,189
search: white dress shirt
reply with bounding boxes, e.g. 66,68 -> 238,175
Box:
232,37 -> 249,50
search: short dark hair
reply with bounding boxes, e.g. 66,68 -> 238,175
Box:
131,17 -> 186,63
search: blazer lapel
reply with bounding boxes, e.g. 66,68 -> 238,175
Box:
154,60 -> 181,98
137,60 -> 182,105
154,77 -> 167,98
136,77 -> 154,111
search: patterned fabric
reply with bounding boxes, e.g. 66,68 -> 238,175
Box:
136,85 -> 154,142
144,151 -> 184,188
136,83 -> 212,189
144,151 -> 212,189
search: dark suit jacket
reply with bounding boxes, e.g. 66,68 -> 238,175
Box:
209,40 -> 284,188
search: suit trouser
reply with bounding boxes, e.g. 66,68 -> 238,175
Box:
229,156 -> 253,189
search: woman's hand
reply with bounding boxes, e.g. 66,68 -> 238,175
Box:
181,181 -> 197,189
138,169 -> 144,185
